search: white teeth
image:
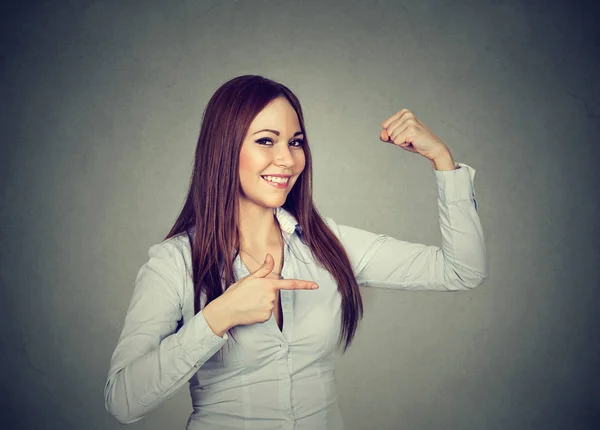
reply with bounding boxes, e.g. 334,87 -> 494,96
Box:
262,176 -> 289,184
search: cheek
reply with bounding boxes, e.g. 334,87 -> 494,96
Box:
238,151 -> 252,173
239,149 -> 266,174
296,152 -> 306,172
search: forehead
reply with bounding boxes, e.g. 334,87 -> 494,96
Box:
248,97 -> 300,130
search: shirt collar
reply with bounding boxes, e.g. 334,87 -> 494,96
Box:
187,206 -> 303,243
274,206 -> 301,236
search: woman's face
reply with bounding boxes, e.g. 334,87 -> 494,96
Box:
238,96 -> 306,210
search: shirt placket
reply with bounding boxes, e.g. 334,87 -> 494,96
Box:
278,237 -> 296,428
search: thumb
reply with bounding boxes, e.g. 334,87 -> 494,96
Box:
252,253 -> 274,278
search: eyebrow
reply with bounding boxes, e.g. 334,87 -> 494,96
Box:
252,129 -> 304,137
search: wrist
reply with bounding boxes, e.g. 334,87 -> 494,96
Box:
430,151 -> 456,171
203,297 -> 233,337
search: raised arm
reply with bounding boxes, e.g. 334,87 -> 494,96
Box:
104,241 -> 227,424
326,161 -> 487,291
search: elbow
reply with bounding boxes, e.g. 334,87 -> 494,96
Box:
448,268 -> 488,291
467,273 -> 488,289
105,396 -> 143,425
107,413 -> 138,426
471,263 -> 490,288
104,376 -> 144,425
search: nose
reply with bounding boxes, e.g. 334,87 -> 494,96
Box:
274,145 -> 294,168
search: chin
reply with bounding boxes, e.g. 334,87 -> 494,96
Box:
241,196 -> 285,209
265,199 -> 287,208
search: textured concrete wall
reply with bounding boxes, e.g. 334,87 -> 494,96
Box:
1,0 -> 598,429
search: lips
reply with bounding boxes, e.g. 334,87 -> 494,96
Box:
261,176 -> 289,188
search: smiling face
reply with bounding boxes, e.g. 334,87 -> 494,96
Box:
238,96 -> 306,211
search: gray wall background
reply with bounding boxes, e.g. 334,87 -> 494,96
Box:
1,0 -> 599,429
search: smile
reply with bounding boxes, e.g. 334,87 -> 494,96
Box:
261,176 -> 289,188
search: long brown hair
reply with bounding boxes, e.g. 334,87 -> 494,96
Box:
165,75 -> 363,351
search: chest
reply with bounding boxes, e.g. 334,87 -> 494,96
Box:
182,243 -> 343,373
239,244 -> 285,330
218,283 -> 342,374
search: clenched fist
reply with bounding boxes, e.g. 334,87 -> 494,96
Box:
380,109 -> 450,162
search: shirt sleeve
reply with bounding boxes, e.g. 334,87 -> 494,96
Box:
325,162 -> 488,291
104,240 -> 228,424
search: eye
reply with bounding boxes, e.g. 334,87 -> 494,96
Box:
255,137 -> 304,147
255,138 -> 274,146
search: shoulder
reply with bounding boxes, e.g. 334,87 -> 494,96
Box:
321,215 -> 343,239
147,233 -> 191,263
321,215 -> 338,230
161,232 -> 192,257
140,233 -> 193,300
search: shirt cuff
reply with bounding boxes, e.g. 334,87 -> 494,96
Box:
433,162 -> 477,202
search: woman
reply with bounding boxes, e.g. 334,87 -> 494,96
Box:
104,75 -> 488,429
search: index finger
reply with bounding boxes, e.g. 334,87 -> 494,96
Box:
382,108 -> 410,129
274,280 -> 319,290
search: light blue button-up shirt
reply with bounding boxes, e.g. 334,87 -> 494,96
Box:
104,162 -> 488,429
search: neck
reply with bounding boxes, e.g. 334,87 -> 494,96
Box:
237,201 -> 281,252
